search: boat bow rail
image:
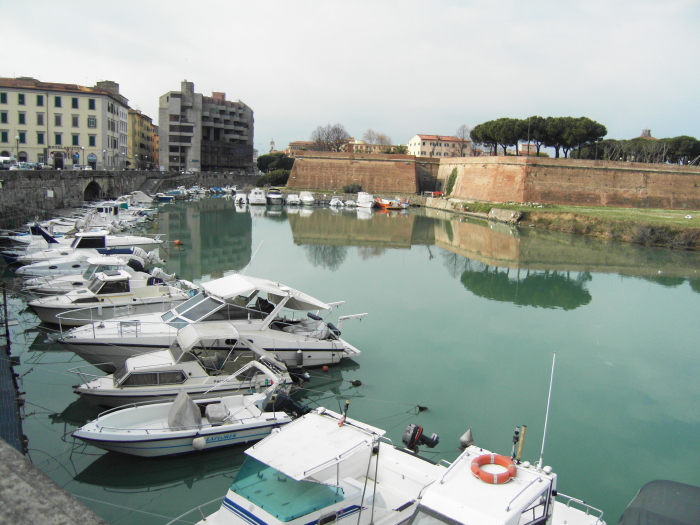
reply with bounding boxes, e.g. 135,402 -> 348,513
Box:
556,494 -> 604,525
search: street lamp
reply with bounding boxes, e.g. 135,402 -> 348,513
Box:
102,149 -> 106,170
15,135 -> 19,165
80,146 -> 84,168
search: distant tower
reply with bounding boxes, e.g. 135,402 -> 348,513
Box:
641,129 -> 652,138
269,139 -> 275,153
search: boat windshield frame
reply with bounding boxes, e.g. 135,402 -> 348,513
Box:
406,505 -> 466,525
161,293 -> 225,328
230,456 -> 345,523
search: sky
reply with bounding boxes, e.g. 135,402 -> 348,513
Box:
5,0 -> 699,154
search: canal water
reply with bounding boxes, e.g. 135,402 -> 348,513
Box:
3,198 -> 699,524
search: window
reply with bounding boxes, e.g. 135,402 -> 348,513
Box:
18,113 -> 25,125
0,131 -> 6,142
0,93 -> 6,104
71,97 -> 78,109
54,96 -> 61,107
169,114 -> 180,122
72,115 -> 79,127
87,98 -> 95,110
87,116 -> 97,128
36,94 -> 44,106
18,132 -> 26,144
99,280 -> 129,294
37,132 -> 44,145
37,113 -> 44,125
55,133 -> 62,145
55,114 -> 62,126
72,134 -> 79,146
89,135 -> 96,147
18,94 -> 25,105
0,112 -> 6,124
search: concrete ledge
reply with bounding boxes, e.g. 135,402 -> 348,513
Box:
0,438 -> 108,525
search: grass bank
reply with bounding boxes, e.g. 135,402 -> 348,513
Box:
452,201 -> 700,250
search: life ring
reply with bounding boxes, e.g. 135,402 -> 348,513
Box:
471,454 -> 517,484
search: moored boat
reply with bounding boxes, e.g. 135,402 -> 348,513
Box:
248,188 -> 267,205
299,191 -> 315,206
72,360 -> 303,457
191,409 -> 605,525
266,187 -> 285,204
356,191 -> 376,208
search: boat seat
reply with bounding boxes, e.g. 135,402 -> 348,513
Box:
205,402 -> 230,425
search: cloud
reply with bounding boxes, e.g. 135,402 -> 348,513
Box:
4,0 -> 698,150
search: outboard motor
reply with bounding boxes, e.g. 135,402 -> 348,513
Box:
126,257 -> 146,273
265,393 -> 311,417
402,423 -> 440,452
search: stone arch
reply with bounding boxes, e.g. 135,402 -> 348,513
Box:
83,180 -> 103,201
18,151 -> 28,162
53,151 -> 64,169
0,151 -> 10,157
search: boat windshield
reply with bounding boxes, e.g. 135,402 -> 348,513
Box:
113,364 -> 128,384
87,278 -> 103,294
82,265 -> 100,280
231,456 -> 344,523
160,294 -> 224,328
407,506 -> 464,525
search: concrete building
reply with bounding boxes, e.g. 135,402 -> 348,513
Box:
127,109 -> 156,169
158,80 -> 254,173
407,134 -> 471,158
0,77 -> 129,169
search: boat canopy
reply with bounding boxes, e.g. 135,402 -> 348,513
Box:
618,480 -> 700,525
176,322 -> 241,352
201,274 -> 331,311
246,410 -> 384,481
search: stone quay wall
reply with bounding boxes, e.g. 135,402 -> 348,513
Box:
438,157 -> 700,210
289,151 -> 420,194
0,170 -> 258,229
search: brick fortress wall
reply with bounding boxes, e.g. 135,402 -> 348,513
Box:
289,151 -> 419,194
439,157 -> 700,209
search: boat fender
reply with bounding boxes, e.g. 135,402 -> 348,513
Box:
470,454 -> 517,484
327,322 -> 341,337
192,436 -> 206,451
307,312 -> 323,321
173,240 -> 184,246
296,349 -> 303,366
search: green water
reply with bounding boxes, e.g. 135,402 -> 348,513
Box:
4,198 -> 700,524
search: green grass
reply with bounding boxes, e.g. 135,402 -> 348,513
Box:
488,203 -> 700,228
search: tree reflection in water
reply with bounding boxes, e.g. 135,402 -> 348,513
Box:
460,266 -> 593,310
303,244 -> 348,271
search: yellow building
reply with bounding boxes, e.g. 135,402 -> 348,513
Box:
128,109 -> 156,169
0,77 -> 128,169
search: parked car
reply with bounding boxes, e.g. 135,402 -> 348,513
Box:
84,166 -> 93,170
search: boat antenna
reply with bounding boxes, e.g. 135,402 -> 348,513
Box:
538,352 -> 556,468
241,241 -> 263,276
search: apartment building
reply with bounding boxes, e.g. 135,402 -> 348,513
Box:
158,80 -> 254,172
0,77 -> 129,169
407,134 -> 471,158
128,109 -> 157,169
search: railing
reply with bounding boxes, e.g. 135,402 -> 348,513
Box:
68,364 -> 115,386
557,493 -> 604,524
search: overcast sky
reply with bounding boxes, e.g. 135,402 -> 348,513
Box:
5,0 -> 699,153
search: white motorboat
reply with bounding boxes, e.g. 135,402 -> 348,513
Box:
70,321 -> 295,407
193,409 -> 605,525
356,191 -> 376,208
21,255 -> 157,295
299,191 -> 315,206
266,188 -> 285,205
28,270 -> 191,326
14,247 -> 163,277
58,273 -> 366,372
248,188 -> 267,205
234,192 -> 248,205
285,194 -> 300,205
13,230 -> 164,266
329,197 -> 344,207
72,361 -> 296,457
344,199 -> 357,207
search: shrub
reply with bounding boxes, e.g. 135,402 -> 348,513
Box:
256,169 -> 290,187
445,168 -> 458,196
343,183 -> 362,193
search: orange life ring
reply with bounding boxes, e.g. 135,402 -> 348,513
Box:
471,454 -> 517,484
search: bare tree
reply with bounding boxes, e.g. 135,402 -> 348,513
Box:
311,124 -> 351,152
376,133 -> 392,146
362,129 -> 378,144
455,125 -> 472,157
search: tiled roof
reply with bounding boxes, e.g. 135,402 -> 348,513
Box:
415,135 -> 467,142
0,77 -> 124,102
